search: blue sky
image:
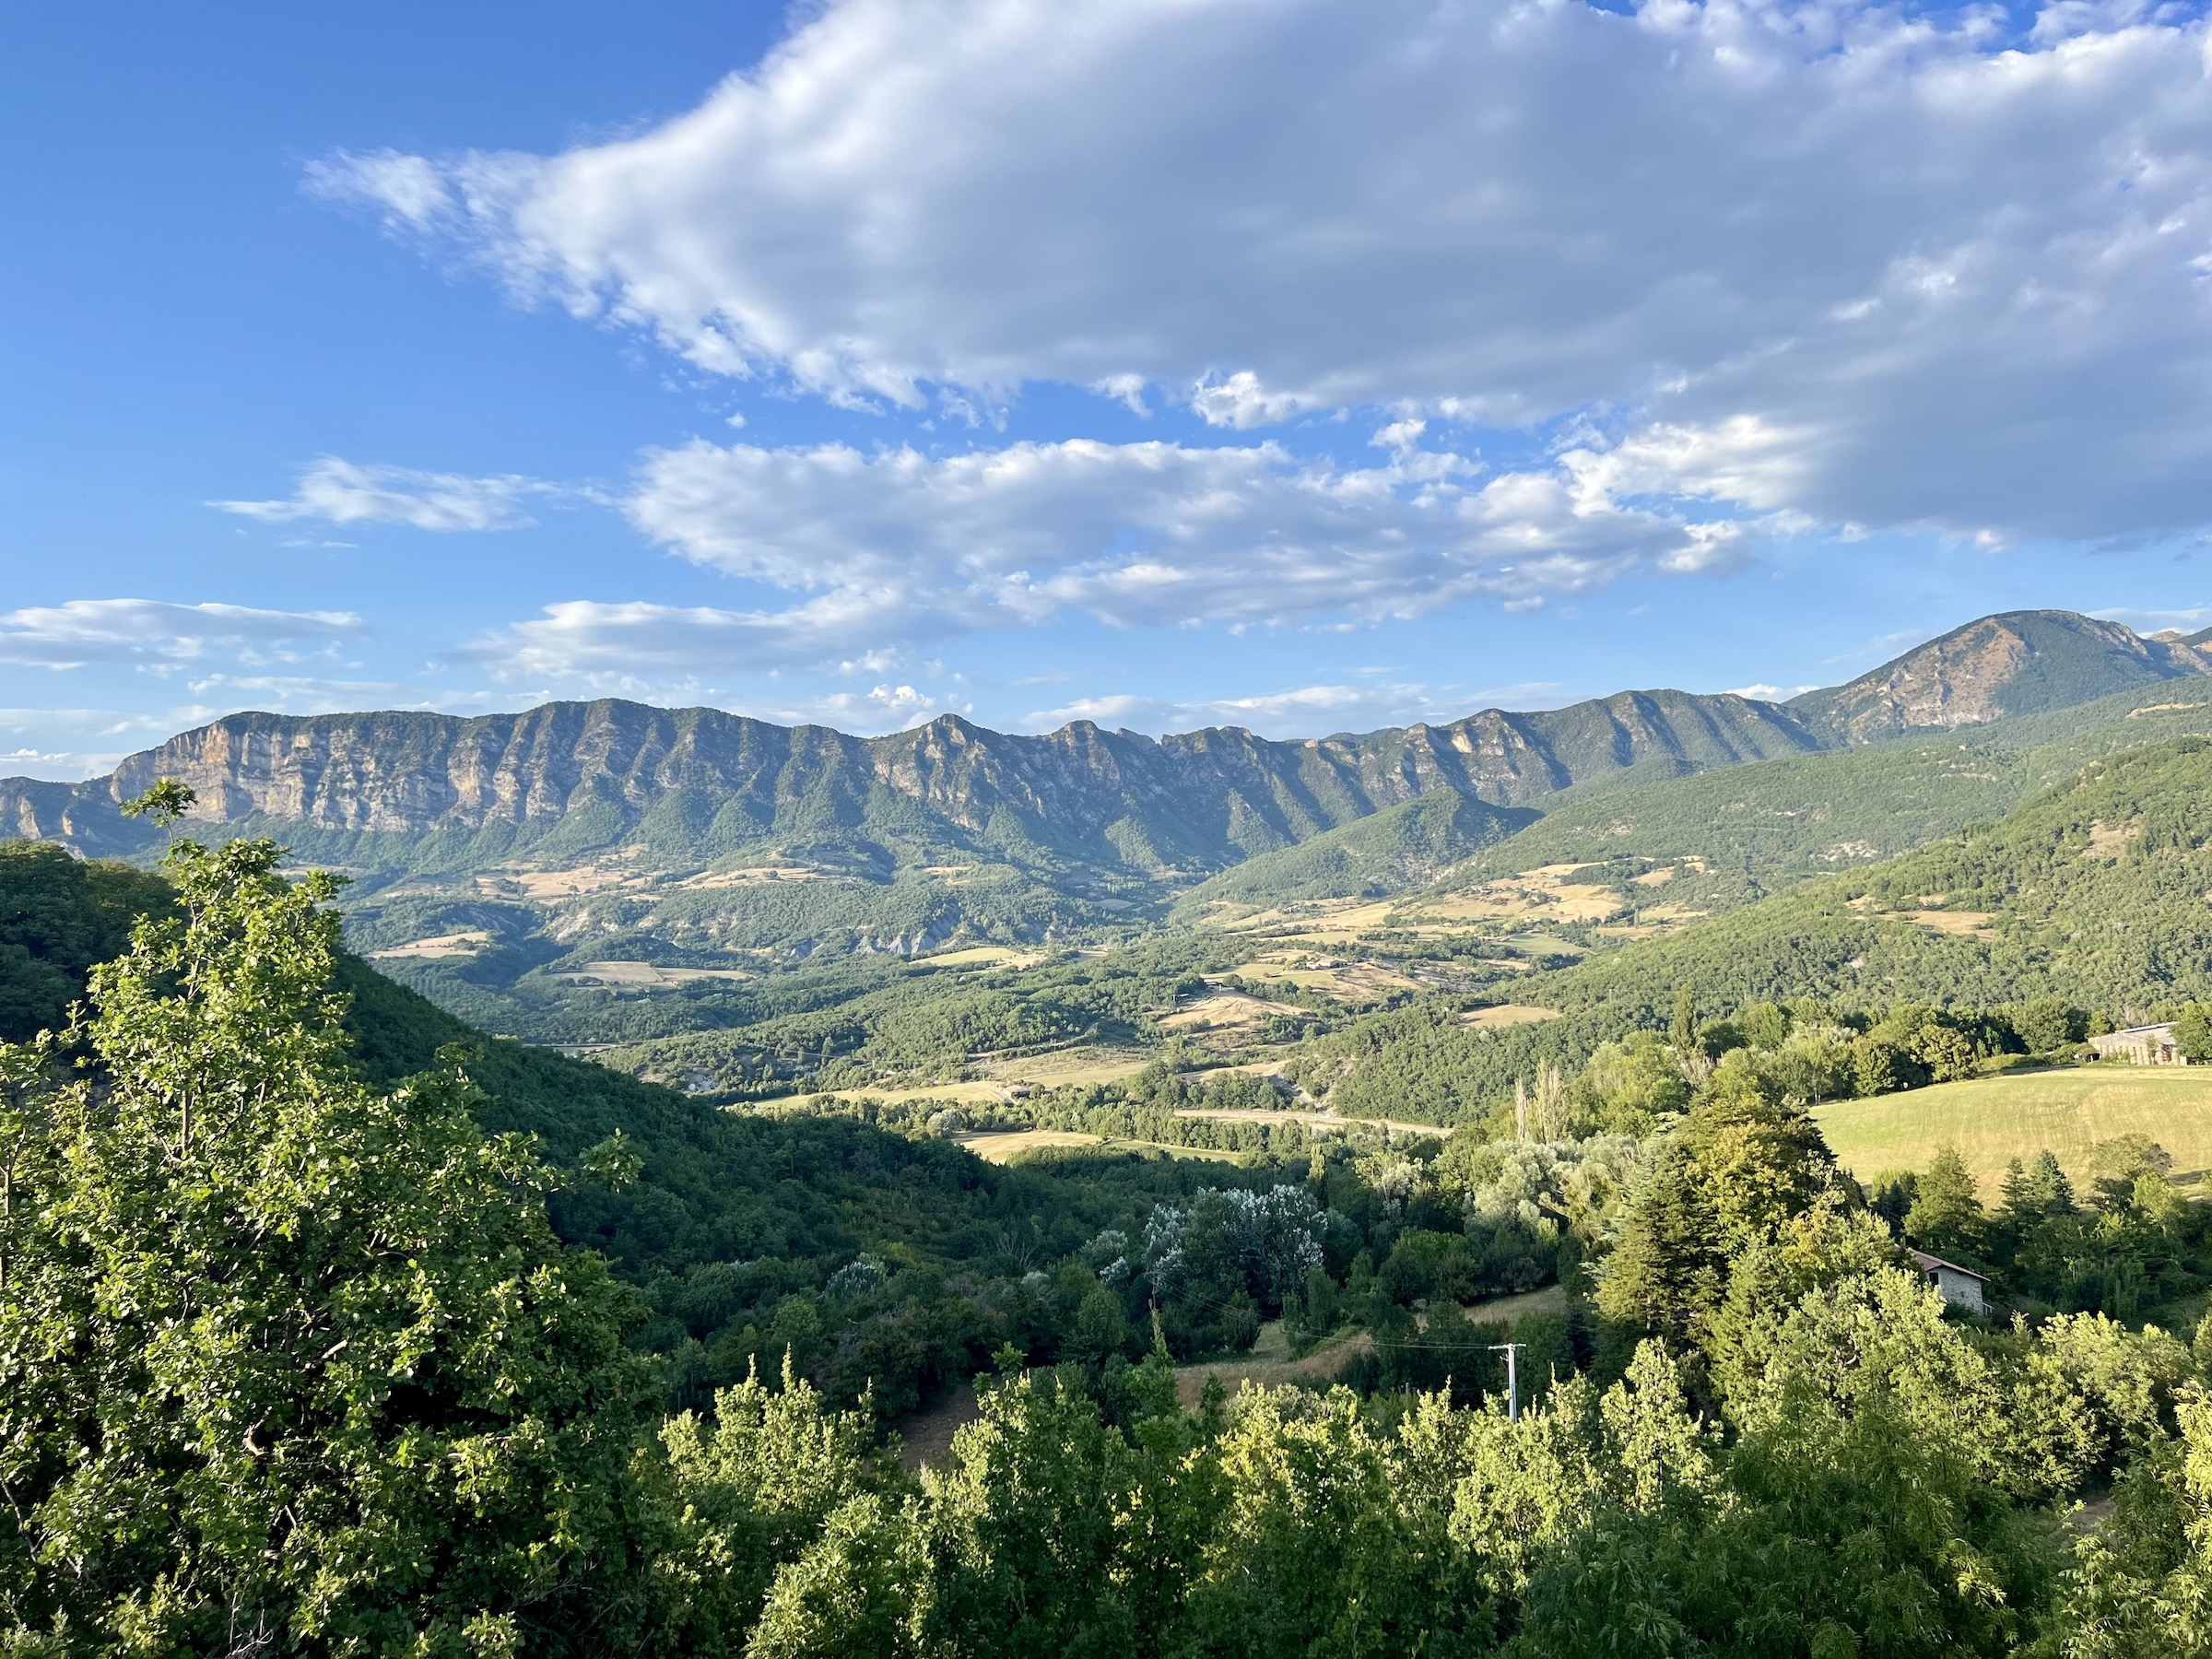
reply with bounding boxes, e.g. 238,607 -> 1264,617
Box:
6,0 -> 2212,779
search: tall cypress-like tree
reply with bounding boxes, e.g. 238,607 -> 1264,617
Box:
1905,1146 -> 1985,1258
0,806 -> 661,1655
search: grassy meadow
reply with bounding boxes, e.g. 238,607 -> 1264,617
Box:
1815,1063 -> 2212,1194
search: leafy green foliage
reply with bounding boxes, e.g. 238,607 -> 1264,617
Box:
1594,1056 -> 1849,1341
0,833 -> 660,1655
2065,1388 -> 2212,1657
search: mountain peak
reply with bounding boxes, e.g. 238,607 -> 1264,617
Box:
1787,609 -> 2212,743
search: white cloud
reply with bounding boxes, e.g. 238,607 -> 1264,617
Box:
0,704 -> 225,782
781,683 -> 974,732
1021,677 -> 1576,737
0,601 -> 367,671
2092,604 -> 2212,633
1191,372 -> 1317,430
318,0 -> 2212,548
570,434 -> 1744,665
182,673 -> 407,707
453,600 -> 978,725
463,596 -> 926,683
210,457 -> 565,531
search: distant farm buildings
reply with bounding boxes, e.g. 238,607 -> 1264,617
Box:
1910,1249 -> 1989,1316
2088,1023 -> 2185,1065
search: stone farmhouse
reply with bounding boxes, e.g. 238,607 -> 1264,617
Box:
1910,1249 -> 1989,1316
2088,1023 -> 2185,1065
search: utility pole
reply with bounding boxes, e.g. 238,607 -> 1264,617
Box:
1489,1341 -> 1524,1421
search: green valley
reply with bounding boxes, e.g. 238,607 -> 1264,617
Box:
11,606 -> 2212,1653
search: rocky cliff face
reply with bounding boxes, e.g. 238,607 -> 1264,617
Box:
0,688 -> 1825,874
1789,611 -> 2212,743
6,608 -> 2196,880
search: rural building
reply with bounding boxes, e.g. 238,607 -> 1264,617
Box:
1910,1249 -> 1989,1316
2088,1023 -> 2185,1065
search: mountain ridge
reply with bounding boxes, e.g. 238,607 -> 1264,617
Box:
1787,609 -> 2212,742
0,688 -> 1824,869
4,606 -> 2204,969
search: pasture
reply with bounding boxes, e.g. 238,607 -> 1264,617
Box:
1815,1064 -> 2212,1194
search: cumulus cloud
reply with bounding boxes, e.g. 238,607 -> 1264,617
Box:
781,683 -> 973,732
210,457 -> 566,531
182,674 -> 407,707
0,601 -> 367,671
316,0 -> 2212,548
579,433 -> 1744,663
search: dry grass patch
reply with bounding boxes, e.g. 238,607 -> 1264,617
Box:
828,1080 -> 1011,1109
368,930 -> 491,961
1458,1004 -> 1560,1030
1237,959 -> 1422,1002
919,945 -> 1042,969
1907,911 -> 1997,937
977,1046 -> 1153,1088
1395,869 -> 1624,931
2083,819 -> 2142,861
1173,1322 -> 1371,1406
675,864 -> 830,890
554,959 -> 752,987
1177,1107 -> 1443,1137
954,1129 -> 1105,1163
1160,989 -> 1304,1035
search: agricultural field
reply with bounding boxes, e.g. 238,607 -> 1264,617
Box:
951,1128 -> 1106,1163
952,1128 -> 1237,1164
1815,1063 -> 2212,1194
974,1044 -> 1152,1088
916,944 -> 1046,969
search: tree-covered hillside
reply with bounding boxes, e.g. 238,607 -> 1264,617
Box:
1456,741 -> 2033,896
0,836 -> 1279,1421
0,841 -> 173,1041
10,818 -> 2211,1655
1174,791 -> 1538,912
1532,735 -> 2212,1025
1253,735 -> 2212,1130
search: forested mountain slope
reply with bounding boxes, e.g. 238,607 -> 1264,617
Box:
1526,735 -> 2212,1025
0,842 -> 172,1041
1442,682 -> 2212,905
0,841 -> 1253,1416
1171,790 -> 1538,912
1270,734 -> 2212,1127
6,606 -> 2209,1034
